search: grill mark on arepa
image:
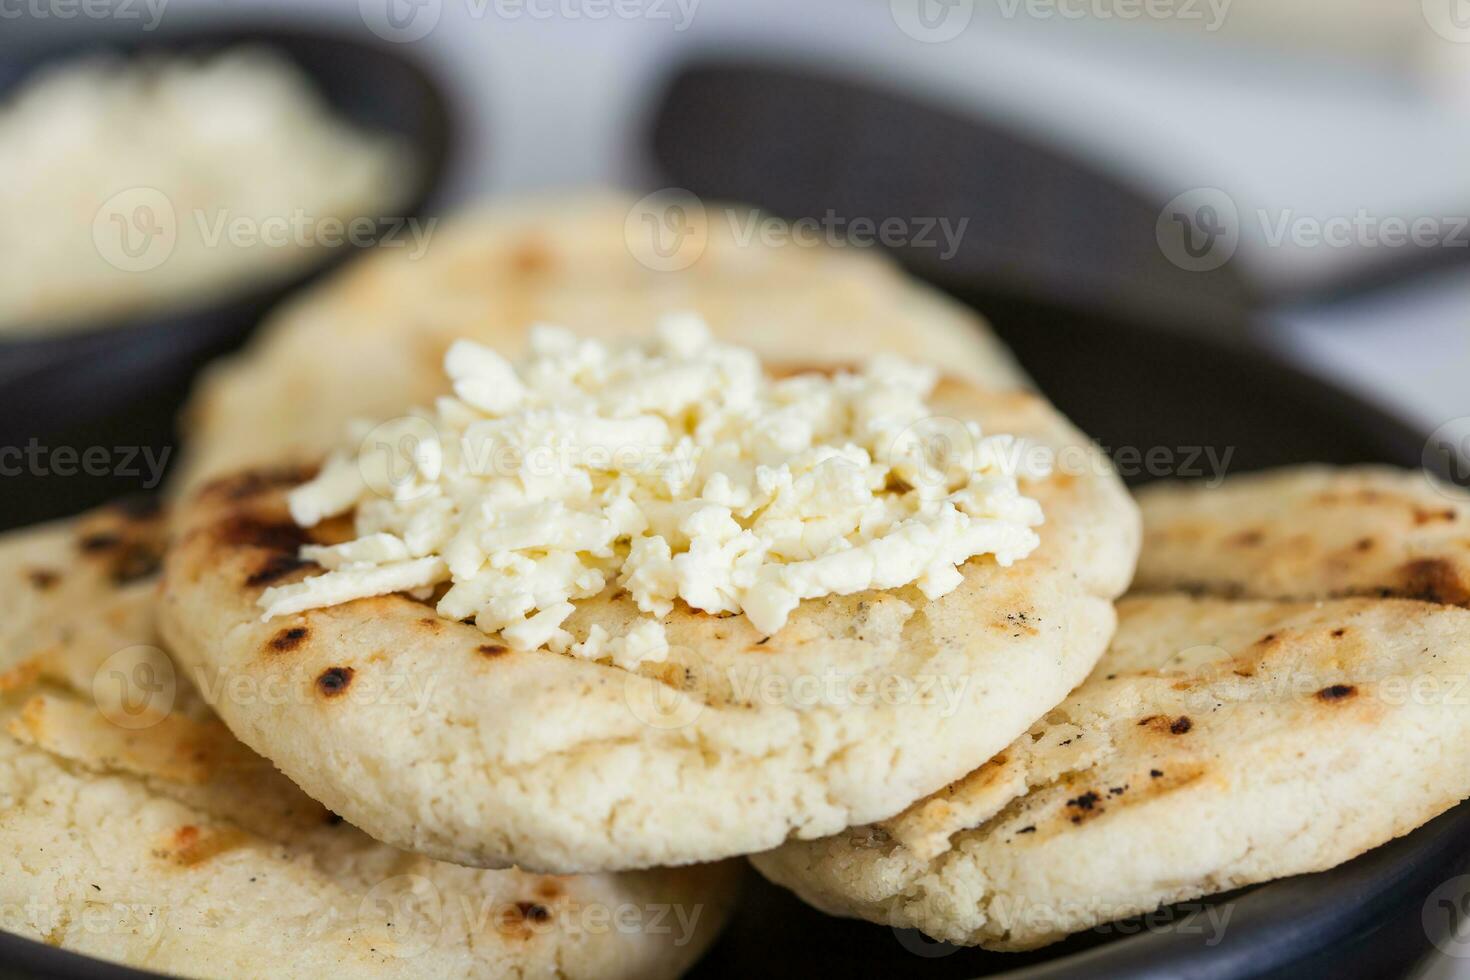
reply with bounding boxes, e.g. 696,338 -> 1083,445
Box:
109,543 -> 163,584
1137,715 -> 1192,735
199,464 -> 318,502
215,515 -> 309,553
77,531 -> 121,553
1064,790 -> 1102,824
316,667 -> 354,697
1395,558 -> 1470,606
244,553 -> 320,588
268,627 -> 309,653
76,527 -> 164,584
26,568 -> 59,590
495,900 -> 553,941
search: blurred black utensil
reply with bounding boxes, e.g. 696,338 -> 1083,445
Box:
647,59 -> 1254,339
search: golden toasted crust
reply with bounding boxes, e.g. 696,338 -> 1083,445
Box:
1134,465 -> 1470,604
174,193 -> 1029,492
159,379 -> 1139,873
753,465 -> 1470,950
0,508 -> 738,979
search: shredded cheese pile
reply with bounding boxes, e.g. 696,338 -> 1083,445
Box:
261,317 -> 1047,668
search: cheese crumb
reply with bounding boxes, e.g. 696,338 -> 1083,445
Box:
260,317 -> 1048,664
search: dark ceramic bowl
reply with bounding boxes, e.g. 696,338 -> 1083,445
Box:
0,22 -> 454,518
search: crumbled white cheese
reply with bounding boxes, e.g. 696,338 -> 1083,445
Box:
259,557 -> 447,619
569,620 -> 669,672
260,317 -> 1048,664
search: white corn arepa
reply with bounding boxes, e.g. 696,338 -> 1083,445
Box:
158,375 -> 1139,873
1134,464 -> 1470,604
0,505 -> 738,979
752,465 -> 1470,950
176,192 -> 1026,490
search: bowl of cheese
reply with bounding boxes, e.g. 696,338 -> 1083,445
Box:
0,24 -> 453,462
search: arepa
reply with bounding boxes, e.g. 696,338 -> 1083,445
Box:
0,505 -> 738,978
753,465 -> 1470,950
159,367 -> 1138,873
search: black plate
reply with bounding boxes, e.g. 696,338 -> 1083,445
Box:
1,294 -> 1464,978
0,22 -> 454,525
